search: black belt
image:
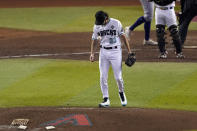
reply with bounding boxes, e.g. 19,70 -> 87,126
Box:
157,6 -> 173,10
100,45 -> 118,50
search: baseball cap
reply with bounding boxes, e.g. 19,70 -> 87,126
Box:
95,10 -> 108,25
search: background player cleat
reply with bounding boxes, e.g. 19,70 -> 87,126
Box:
143,39 -> 158,46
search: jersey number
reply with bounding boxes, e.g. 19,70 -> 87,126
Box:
109,38 -> 116,44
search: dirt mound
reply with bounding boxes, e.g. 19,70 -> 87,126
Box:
0,107 -> 197,131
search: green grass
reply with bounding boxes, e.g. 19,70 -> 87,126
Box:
0,59 -> 51,90
0,59 -> 99,107
0,6 -> 196,32
0,59 -> 197,112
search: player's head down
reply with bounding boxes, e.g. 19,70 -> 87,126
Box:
95,10 -> 109,25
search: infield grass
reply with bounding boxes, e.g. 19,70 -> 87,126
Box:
0,6 -> 196,32
0,59 -> 197,112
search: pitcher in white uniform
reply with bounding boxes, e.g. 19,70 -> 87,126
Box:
90,11 -> 132,107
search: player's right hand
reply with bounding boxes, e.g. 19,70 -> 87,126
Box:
90,54 -> 95,62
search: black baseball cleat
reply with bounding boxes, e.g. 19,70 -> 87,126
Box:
158,51 -> 168,59
99,97 -> 110,108
119,92 -> 127,107
176,52 -> 185,59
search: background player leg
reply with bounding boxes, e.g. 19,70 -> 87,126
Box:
144,21 -> 151,41
143,1 -> 157,45
125,0 -> 157,46
129,16 -> 146,31
125,16 -> 146,40
169,25 -> 185,58
156,24 -> 167,59
163,5 -> 185,59
179,10 -> 197,44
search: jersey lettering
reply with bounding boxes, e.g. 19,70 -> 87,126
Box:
97,30 -> 116,37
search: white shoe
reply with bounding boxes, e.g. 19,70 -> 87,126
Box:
119,92 -> 127,107
99,97 -> 110,107
125,26 -> 131,40
143,39 -> 158,46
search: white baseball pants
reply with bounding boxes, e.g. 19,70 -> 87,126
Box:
99,47 -> 124,98
155,7 -> 177,27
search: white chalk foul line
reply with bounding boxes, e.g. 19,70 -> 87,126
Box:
0,48 -> 149,59
0,52 -> 98,59
59,107 -> 96,110
0,46 -> 195,59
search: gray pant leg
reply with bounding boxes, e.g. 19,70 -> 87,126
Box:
140,0 -> 154,21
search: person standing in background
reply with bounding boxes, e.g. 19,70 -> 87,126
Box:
125,0 -> 157,46
178,0 -> 197,44
149,0 -> 184,59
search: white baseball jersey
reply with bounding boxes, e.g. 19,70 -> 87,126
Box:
92,18 -> 124,47
92,18 -> 125,98
155,2 -> 177,27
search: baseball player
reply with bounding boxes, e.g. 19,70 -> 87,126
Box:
125,0 -> 157,46
90,11 -> 132,107
149,0 -> 185,59
178,0 -> 197,44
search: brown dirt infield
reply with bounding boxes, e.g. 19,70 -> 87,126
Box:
0,28 -> 196,62
0,0 -> 140,8
0,0 -> 197,131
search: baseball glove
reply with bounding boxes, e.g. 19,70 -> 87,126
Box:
125,52 -> 136,67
